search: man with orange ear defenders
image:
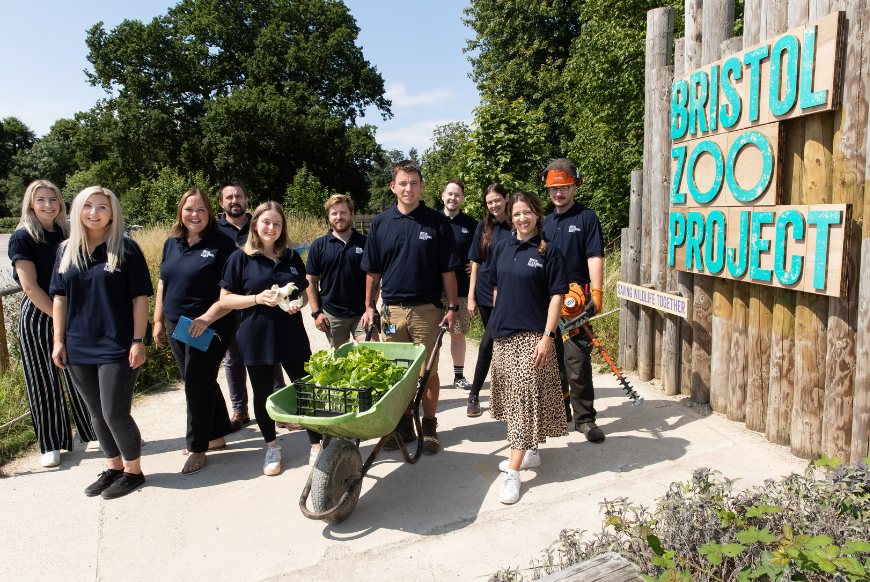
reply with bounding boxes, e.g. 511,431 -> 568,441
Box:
541,159 -> 606,443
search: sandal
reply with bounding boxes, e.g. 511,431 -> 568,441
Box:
182,442 -> 227,455
182,455 -> 206,475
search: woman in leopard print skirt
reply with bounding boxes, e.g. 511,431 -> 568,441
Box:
486,191 -> 568,504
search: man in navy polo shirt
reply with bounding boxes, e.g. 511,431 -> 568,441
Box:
440,179 -> 478,391
306,194 -> 373,347
360,160 -> 461,454
541,158 -> 606,443
217,181 -> 284,431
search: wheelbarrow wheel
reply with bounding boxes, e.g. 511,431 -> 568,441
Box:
311,438 -> 363,524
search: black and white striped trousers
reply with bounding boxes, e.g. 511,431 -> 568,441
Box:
18,296 -> 96,453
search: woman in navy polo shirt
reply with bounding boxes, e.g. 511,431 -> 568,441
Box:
487,191 -> 568,505
465,182 -> 511,418
219,201 -> 311,476
153,189 -> 237,475
9,179 -> 96,468
50,187 -> 153,500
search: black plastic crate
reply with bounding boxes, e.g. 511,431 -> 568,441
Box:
294,358 -> 414,417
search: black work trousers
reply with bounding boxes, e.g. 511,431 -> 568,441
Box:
557,324 -> 597,425
470,305 -> 494,398
166,317 -> 234,453
247,361 -> 319,445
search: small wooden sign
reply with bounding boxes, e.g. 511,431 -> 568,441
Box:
617,281 -> 689,319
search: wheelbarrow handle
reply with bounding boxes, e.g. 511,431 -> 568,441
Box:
364,312 -> 381,342
413,324 -> 449,411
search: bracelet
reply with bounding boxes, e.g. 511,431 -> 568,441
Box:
254,294 -> 259,306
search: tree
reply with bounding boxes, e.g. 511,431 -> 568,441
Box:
422,122 -> 471,209
365,147 -> 404,213
284,165 -> 332,219
83,0 -> 391,202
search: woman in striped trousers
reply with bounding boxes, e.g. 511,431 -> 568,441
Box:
9,180 -> 96,467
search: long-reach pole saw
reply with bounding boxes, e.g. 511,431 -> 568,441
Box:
560,284 -> 643,406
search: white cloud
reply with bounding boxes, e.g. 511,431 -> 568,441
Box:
384,83 -> 457,109
375,117 -> 473,152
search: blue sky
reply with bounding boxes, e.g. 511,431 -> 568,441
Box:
0,0 -> 479,154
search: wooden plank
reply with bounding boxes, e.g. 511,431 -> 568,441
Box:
702,0 -> 735,65
761,0 -> 789,40
673,12 -> 846,143
655,313 -> 663,379
729,280 -> 750,420
674,38 -> 686,78
747,285 -> 774,431
823,0 -> 867,462
787,0 -> 809,29
639,306 -> 655,382
744,0 -> 762,46
623,171 -> 643,372
692,274 -> 714,403
535,553 -> 643,582
767,287 -> 796,443
685,0 -> 703,73
679,270 -> 694,395
620,232 -> 629,367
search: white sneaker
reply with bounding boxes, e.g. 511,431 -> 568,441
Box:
499,470 -> 521,504
499,450 -> 541,472
309,447 -> 320,466
263,445 -> 282,476
41,450 -> 61,467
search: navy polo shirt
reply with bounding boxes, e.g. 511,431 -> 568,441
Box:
542,203 -> 604,286
360,202 -> 460,304
9,226 -> 66,294
218,213 -> 252,247
219,248 -> 311,366
487,235 -> 569,339
159,228 -> 238,323
444,211 -> 478,298
305,229 -> 367,319
468,219 -> 512,307
49,238 -> 154,364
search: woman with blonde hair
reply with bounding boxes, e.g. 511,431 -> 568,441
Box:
50,186 -> 153,499
9,179 -> 96,467
153,189 -> 237,474
487,191 -> 568,504
220,201 -> 311,476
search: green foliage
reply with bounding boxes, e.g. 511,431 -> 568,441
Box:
83,0 -> 390,204
366,148 -> 405,213
284,165 -> 332,219
491,463 -> 870,582
422,122 -> 471,209
123,166 -> 213,226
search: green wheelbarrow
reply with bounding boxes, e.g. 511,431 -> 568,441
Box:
266,324 -> 448,524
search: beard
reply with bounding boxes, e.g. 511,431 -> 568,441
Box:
226,203 -> 246,218
331,220 -> 351,233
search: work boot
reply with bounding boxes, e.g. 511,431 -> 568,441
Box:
577,421 -> 605,443
384,414 -> 416,450
421,416 -> 440,455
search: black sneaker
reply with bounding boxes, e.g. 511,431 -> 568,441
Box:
421,416 -> 440,455
384,414 -> 416,450
85,469 -> 124,497
453,378 -> 472,393
467,395 -> 482,417
101,472 -> 146,499
576,422 -> 605,443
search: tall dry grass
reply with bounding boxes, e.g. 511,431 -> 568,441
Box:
284,214 -> 329,246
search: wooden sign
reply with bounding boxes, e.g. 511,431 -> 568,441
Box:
671,11 -> 845,143
668,204 -> 850,297
617,281 -> 689,318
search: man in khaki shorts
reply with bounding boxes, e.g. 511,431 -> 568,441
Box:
360,160 -> 460,454
306,194 -> 376,347
439,179 -> 478,391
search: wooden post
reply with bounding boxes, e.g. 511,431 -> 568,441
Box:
701,0 -> 735,65
0,296 -> 8,375
708,36 -> 743,413
674,38 -> 685,78
787,0 -> 809,29
743,0 -> 762,46
623,172 -> 642,372
760,0 -> 788,42
620,231 -> 629,367
684,0 -> 703,72
854,129 -> 870,460
823,0 -> 868,462
729,282 -> 749,421
652,65 -> 678,395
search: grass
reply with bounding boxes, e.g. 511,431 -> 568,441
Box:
284,214 -> 329,246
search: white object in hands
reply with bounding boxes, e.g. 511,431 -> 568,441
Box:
271,283 -> 304,311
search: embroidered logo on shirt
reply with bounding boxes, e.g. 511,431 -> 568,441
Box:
290,267 -> 298,275
568,225 -> 581,233
201,250 -> 215,258
461,227 -> 469,234
527,258 -> 544,268
419,232 -> 433,241
103,264 -> 121,273
355,247 -> 364,254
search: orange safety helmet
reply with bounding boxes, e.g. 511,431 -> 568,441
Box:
561,283 -> 587,318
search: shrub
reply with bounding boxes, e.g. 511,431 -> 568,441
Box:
491,460 -> 870,582
124,167 -> 214,227
284,165 -> 333,219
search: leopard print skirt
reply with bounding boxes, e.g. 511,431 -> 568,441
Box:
490,331 -> 568,451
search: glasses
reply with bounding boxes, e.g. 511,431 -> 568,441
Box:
548,186 -> 573,195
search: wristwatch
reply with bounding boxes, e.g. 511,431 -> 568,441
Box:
311,310 -> 323,319
542,330 -> 556,339
446,305 -> 460,312
131,338 -> 145,344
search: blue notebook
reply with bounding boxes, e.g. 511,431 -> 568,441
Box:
172,316 -> 217,351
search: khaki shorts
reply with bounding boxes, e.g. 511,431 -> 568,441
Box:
441,296 -> 470,335
383,303 -> 444,374
324,311 -> 366,347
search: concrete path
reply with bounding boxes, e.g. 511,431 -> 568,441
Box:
0,309 -> 806,582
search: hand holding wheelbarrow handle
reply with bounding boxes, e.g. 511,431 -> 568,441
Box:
364,313 -> 381,342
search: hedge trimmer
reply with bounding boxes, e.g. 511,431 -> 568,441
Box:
561,283 -> 643,406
